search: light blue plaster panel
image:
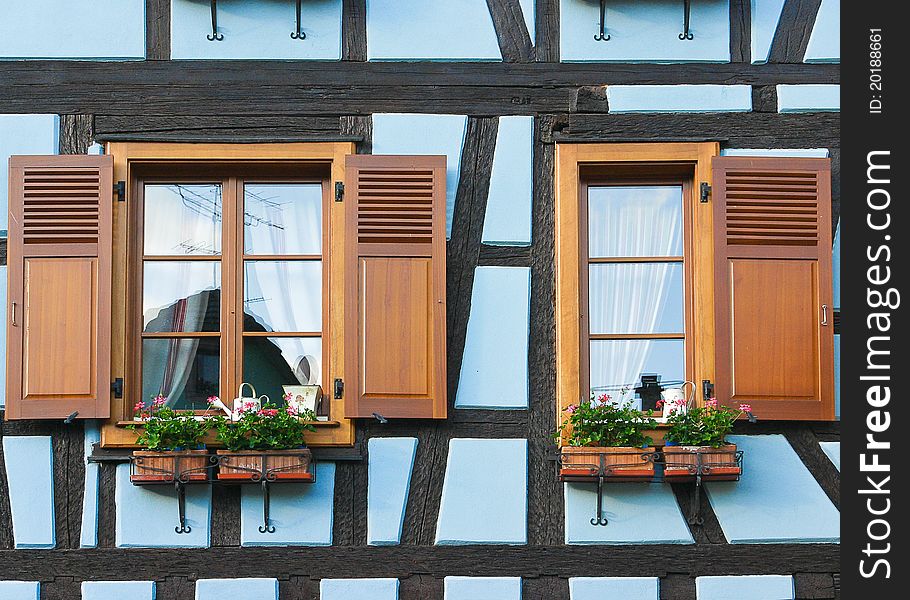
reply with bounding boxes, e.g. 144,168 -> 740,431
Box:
0,582 -> 39,600
776,85 -> 840,113
195,579 -> 278,600
372,113 -> 467,238
443,577 -> 522,600
115,463 -> 211,548
607,85 -> 751,113
804,0 -> 839,63
696,575 -> 794,600
456,267 -> 530,409
0,1 -> 145,59
751,0 -> 787,64
721,148 -> 829,158
171,0 -> 342,60
240,461 -> 334,546
80,422 -> 101,548
320,579 -> 399,600
820,441 -> 840,471
482,116 -> 533,246
368,438 -> 418,546
1,436 -> 55,548
0,114 -> 59,231
569,577 -> 659,599
519,0 -> 536,40
0,266 -> 6,407
81,581 -> 156,600
564,482 -> 693,544
705,435 -> 840,543
560,1 -> 730,62
366,0 -> 502,61
435,438 -> 528,545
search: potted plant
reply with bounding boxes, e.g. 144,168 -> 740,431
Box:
128,395 -> 214,483
661,398 -> 750,478
557,395 -> 659,478
212,394 -> 317,481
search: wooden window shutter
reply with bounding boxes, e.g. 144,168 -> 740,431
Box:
713,156 -> 834,420
343,155 -> 447,419
5,155 -> 113,419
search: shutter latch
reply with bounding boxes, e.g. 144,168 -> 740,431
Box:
111,378 -> 124,399
114,181 -> 126,202
334,378 -> 344,399
335,181 -> 344,202
700,182 -> 711,203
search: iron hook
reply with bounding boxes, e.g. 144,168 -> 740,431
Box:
594,0 -> 610,41
679,0 -> 694,40
208,0 -> 224,41
291,0 -> 307,39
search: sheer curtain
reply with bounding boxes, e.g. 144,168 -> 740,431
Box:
588,186 -> 683,407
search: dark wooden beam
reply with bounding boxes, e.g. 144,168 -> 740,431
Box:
478,244 -> 532,266
342,0 -> 367,61
146,0 -> 171,61
536,0 -> 560,62
487,0 -> 535,62
93,114 -> 346,143
730,0 -> 751,63
768,0 -> 824,63
59,114 -> 94,154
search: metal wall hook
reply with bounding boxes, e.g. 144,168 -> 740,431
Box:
589,476 -> 609,526
258,480 -> 277,533
175,482 -> 192,534
594,0 -> 610,41
208,0 -> 224,41
679,0 -> 694,40
291,0 -> 307,39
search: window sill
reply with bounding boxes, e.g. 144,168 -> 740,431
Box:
114,420 -> 342,429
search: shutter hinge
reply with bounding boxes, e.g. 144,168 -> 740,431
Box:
700,182 -> 711,203
334,181 -> 344,202
702,379 -> 714,403
114,180 -> 126,202
334,378 -> 344,399
111,378 -> 124,399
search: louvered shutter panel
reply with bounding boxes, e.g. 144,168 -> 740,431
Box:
344,155 -> 447,419
5,155 -> 113,419
713,156 -> 834,420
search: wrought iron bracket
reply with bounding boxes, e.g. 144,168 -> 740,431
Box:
291,0 -> 307,39
594,0 -> 610,41
688,473 -> 705,526
259,480 -> 276,533
175,481 -> 191,534
679,0 -> 694,40
590,476 -> 609,526
208,0 -> 224,41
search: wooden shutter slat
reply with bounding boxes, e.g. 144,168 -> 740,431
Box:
344,155 -> 447,419
6,155 -> 113,420
713,156 -> 834,421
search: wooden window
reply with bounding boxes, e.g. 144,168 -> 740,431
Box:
5,155 -> 113,419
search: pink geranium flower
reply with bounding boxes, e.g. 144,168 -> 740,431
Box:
739,403 -> 752,412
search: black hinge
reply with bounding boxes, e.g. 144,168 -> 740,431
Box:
334,378 -> 344,399
114,180 -> 126,202
700,182 -> 711,203
334,181 -> 344,202
111,378 -> 124,399
702,379 -> 714,403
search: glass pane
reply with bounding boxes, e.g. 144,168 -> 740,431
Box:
588,263 -> 685,334
244,261 -> 322,332
588,186 -> 683,258
590,339 -> 685,410
243,337 -> 322,408
144,184 -> 222,256
143,262 -> 220,333
141,337 -> 219,411
244,183 -> 323,255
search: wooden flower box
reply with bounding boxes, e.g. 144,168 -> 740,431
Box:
216,448 -> 314,482
662,444 -> 742,480
559,446 -> 656,479
130,450 -> 211,483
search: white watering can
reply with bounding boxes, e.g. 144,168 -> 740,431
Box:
660,381 -> 696,419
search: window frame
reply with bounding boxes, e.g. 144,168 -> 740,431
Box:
101,142 -> 356,448
555,142 -> 719,438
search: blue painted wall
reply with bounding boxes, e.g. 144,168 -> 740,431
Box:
195,579 -> 278,600
820,441 -> 840,471
560,0 -> 730,62
751,0 -> 786,64
483,116 -> 534,246
1,436 -> 55,548
607,85 -> 751,113
696,575 -> 794,599
0,1 -> 145,59
435,439 -> 527,545
367,438 -> 418,546
804,0 -> 840,63
569,577 -> 659,600
171,0 -> 342,60
0,114 -> 60,232
0,581 -> 39,600
80,422 -> 101,548
443,577 -> 522,600
320,578 -> 399,600
456,267 -> 531,410
81,581 -> 156,600
776,85 -> 840,113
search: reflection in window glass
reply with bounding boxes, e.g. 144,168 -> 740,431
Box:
244,184 -> 322,255
144,184 -> 222,256
588,186 -> 683,258
243,337 -> 322,408
588,263 -> 684,334
590,339 -> 685,409
244,261 -> 322,332
142,338 -> 220,411
143,262 -> 220,332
